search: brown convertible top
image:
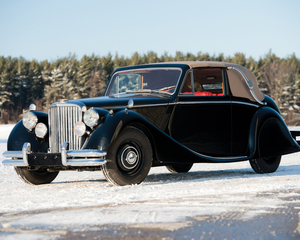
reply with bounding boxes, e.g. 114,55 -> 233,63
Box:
158,61 -> 264,103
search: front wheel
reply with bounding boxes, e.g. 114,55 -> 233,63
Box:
249,156 -> 281,174
102,127 -> 152,186
14,167 -> 59,185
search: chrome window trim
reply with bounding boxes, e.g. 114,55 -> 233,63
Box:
131,103 -> 169,108
179,67 -> 226,96
105,67 -> 183,97
231,101 -> 260,108
175,101 -> 232,105
178,69 -> 194,95
103,100 -> 260,108
172,100 -> 259,108
104,103 -> 170,109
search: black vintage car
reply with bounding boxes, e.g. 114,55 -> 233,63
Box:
3,61 -> 300,186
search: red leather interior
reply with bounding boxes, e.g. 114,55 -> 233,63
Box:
184,92 -> 223,96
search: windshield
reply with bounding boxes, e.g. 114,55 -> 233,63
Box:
106,68 -> 182,96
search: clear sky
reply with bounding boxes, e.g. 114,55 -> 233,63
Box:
0,0 -> 299,62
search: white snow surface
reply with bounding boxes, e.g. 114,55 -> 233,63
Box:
0,124 -> 300,237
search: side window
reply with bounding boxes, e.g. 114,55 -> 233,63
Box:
180,71 -> 193,94
193,68 -> 224,96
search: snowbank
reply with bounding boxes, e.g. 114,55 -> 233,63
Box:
0,124 -> 14,143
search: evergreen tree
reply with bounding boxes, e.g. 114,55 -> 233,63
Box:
215,53 -> 225,62
1,51 -> 300,124
160,52 -> 173,62
44,55 -> 77,105
100,53 -> 114,81
131,52 -> 142,66
146,51 -> 159,63
15,57 -> 29,110
231,53 -> 247,66
174,51 -> 185,61
196,52 -> 211,61
0,57 -> 15,108
114,53 -> 128,68
0,56 -> 18,123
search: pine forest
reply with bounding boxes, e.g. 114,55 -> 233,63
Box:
0,51 -> 300,125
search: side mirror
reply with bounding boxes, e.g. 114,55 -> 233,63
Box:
127,99 -> 134,109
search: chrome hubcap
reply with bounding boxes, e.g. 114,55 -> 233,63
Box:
120,146 -> 139,170
126,151 -> 138,164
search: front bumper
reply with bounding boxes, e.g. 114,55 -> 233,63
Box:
2,142 -> 107,167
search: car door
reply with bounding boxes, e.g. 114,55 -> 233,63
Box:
169,68 -> 232,157
230,98 -> 259,156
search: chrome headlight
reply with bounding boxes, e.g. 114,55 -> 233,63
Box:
23,112 -> 38,131
74,122 -> 86,137
83,109 -> 99,128
35,123 -> 48,138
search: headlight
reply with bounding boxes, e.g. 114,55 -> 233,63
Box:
83,109 -> 99,128
23,112 -> 38,131
74,122 -> 86,137
35,123 -> 48,138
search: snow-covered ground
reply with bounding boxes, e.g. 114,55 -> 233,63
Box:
0,124 -> 300,239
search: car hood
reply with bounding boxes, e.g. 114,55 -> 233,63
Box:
67,93 -> 172,109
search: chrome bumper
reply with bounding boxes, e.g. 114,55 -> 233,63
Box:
2,142 -> 107,167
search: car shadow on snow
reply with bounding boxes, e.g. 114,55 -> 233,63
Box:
143,164 -> 300,185
52,177 -> 107,185
144,168 -> 255,184
51,164 -> 300,185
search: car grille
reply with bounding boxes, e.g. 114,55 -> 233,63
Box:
49,103 -> 83,153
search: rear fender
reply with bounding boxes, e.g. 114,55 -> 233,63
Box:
248,107 -> 300,158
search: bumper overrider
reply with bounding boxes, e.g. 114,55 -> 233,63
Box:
2,142 -> 107,167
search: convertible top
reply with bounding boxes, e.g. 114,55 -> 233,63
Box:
156,61 -> 264,103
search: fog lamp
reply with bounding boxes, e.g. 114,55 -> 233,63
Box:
74,122 -> 86,137
83,109 -> 99,128
23,112 -> 38,131
35,123 -> 48,138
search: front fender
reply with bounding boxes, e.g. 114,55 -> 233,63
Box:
7,111 -> 49,152
83,109 -> 146,151
248,107 -> 300,158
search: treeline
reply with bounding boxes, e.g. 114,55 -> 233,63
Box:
0,51 -> 300,124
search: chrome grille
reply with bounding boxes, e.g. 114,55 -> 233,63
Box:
49,103 -> 82,153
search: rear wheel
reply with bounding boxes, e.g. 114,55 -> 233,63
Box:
102,127 -> 152,186
166,163 -> 193,173
14,167 -> 59,185
249,156 -> 281,174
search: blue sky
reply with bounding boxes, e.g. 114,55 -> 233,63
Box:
0,0 -> 299,62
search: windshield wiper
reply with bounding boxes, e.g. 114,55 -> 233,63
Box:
134,89 -> 173,96
111,88 -> 174,96
157,86 -> 176,92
